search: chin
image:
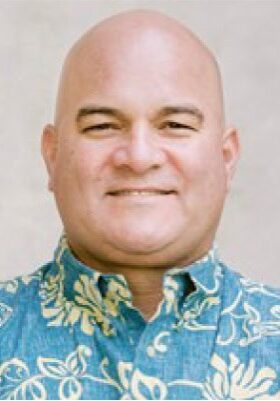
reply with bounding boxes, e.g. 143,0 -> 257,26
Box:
106,226 -> 179,255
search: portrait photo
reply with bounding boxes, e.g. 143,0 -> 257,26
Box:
0,1 -> 280,399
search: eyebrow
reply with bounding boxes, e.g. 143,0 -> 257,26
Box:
158,105 -> 204,124
76,106 -> 126,122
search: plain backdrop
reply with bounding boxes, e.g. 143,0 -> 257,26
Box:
0,0 -> 280,285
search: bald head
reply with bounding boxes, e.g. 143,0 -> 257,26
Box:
43,9 -> 239,273
55,9 -> 224,128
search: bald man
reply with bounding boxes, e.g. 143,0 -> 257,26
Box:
0,10 -> 280,400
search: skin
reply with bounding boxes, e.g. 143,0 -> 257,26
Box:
42,10 -> 240,320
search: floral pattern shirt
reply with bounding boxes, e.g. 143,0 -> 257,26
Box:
1,236 -> 280,400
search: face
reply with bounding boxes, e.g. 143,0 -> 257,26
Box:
42,28 -> 239,269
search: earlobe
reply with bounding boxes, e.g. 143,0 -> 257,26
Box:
41,124 -> 57,192
222,126 -> 240,192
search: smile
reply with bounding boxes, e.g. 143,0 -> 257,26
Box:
107,189 -> 177,196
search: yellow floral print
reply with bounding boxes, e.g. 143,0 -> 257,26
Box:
204,353 -> 277,399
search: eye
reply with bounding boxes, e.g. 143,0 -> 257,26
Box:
159,121 -> 197,131
81,122 -> 120,133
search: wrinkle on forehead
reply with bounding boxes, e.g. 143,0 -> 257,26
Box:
55,9 -> 224,128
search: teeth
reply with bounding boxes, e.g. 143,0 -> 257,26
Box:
117,190 -> 162,195
109,190 -> 173,196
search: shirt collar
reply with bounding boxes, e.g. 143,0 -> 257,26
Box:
48,235 -> 222,321
165,245 -> 222,295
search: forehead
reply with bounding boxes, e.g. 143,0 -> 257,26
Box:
57,26 -> 222,125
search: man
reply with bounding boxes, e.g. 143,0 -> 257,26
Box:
0,9 -> 279,400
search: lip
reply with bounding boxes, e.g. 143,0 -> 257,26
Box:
106,187 -> 177,196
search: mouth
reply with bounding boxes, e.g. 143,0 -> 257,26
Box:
106,189 -> 177,196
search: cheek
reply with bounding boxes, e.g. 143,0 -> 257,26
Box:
55,140 -> 107,190
174,139 -> 226,191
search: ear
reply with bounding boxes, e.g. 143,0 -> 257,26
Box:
222,126 -> 240,192
41,124 -> 58,192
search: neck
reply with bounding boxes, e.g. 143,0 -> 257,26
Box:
118,267 -> 165,320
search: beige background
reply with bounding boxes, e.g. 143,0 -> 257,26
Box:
0,0 -> 279,285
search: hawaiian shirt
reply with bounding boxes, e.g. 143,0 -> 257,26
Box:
1,236 -> 280,400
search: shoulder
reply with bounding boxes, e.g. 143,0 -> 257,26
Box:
221,261 -> 280,304
219,261 -> 280,347
0,263 -> 50,330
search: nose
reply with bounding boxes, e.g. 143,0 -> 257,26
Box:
112,122 -> 167,174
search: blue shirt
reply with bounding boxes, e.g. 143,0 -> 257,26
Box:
1,236 -> 280,400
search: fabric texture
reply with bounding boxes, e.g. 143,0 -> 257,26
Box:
1,236 -> 280,400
